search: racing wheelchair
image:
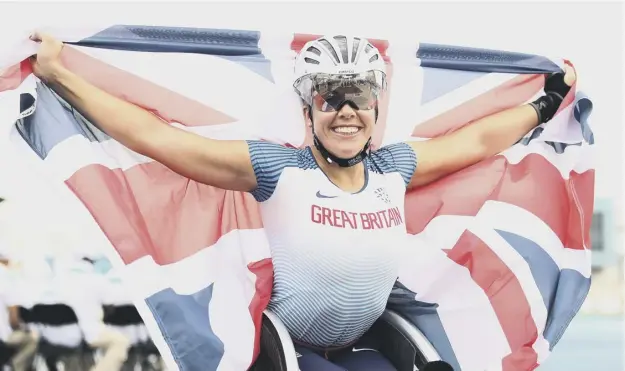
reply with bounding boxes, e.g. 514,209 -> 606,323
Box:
250,308 -> 452,371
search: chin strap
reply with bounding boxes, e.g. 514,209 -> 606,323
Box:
308,103 -> 376,168
313,134 -> 371,167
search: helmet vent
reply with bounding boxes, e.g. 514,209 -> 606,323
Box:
369,54 -> 379,63
319,38 -> 340,64
307,46 -> 321,56
333,35 -> 349,63
304,57 -> 320,65
351,38 -> 361,63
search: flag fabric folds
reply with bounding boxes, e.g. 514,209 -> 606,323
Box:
0,25 -> 594,371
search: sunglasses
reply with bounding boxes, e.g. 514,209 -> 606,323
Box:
297,71 -> 385,112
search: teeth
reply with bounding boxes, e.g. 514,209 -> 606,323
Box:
333,127 -> 360,134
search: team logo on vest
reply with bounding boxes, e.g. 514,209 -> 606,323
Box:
311,204 -> 404,230
374,187 -> 390,204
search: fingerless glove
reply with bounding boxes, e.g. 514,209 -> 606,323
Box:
529,71 -> 572,123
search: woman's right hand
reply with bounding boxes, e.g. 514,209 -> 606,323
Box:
28,31 -> 66,83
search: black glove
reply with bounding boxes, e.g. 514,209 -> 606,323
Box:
529,71 -> 573,124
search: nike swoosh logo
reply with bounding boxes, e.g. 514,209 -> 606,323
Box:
316,191 -> 338,199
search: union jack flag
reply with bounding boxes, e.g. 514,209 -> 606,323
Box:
0,25 -> 594,371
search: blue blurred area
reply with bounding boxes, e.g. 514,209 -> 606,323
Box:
93,257 -> 113,275
538,314 -> 624,370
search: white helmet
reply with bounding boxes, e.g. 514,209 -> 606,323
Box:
292,35 -> 387,168
293,34 -> 387,100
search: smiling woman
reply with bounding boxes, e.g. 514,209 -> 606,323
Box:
0,1 -> 620,211
0,3 -> 621,371
0,1 -> 620,201
293,35 -> 387,169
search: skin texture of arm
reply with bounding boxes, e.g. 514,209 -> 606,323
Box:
406,65 -> 576,189
407,104 -> 539,189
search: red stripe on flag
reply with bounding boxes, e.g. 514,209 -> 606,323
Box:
412,74 -> 545,138
502,347 -> 541,371
247,258 -> 274,367
59,47 -> 236,127
0,61 -> 32,92
565,170 -> 595,250
405,153 -> 591,250
447,231 -> 539,371
492,154 -> 590,251
65,162 -> 263,265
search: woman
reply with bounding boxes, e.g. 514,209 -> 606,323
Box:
29,32 -> 575,370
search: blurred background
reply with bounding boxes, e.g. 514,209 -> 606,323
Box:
0,1 -> 622,370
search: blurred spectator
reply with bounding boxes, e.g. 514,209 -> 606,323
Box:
0,256 -> 39,371
58,255 -> 131,371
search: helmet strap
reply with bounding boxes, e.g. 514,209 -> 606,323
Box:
307,105 -> 377,168
313,133 -> 371,167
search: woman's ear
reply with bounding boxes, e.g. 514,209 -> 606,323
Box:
303,105 -> 312,127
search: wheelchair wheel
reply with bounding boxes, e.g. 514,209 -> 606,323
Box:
248,314 -> 289,371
